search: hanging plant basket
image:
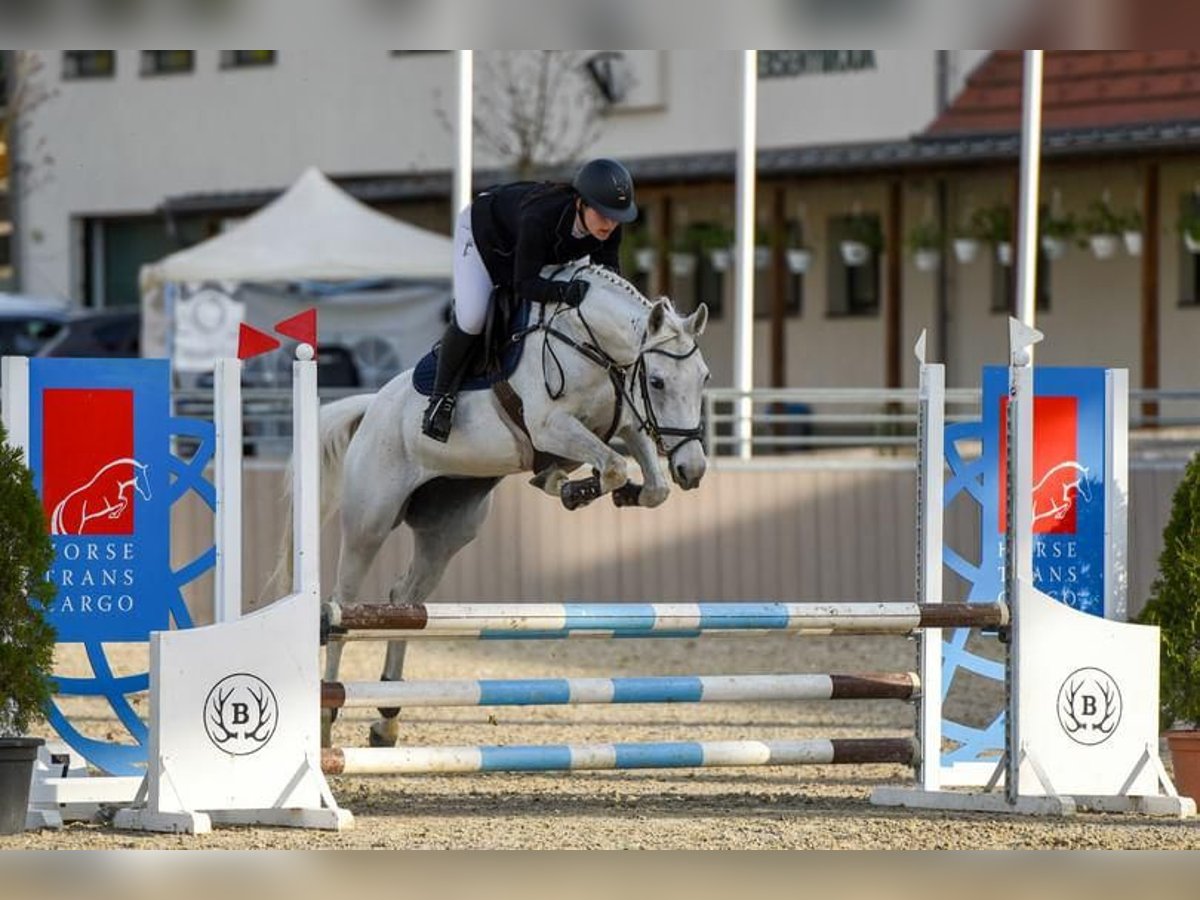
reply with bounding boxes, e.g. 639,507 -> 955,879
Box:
1184,232 -> 1200,255
840,240 -> 870,267
953,238 -> 980,264
634,248 -> 658,274
1041,236 -> 1068,261
708,248 -> 732,272
785,248 -> 811,274
754,247 -> 771,270
1089,234 -> 1119,260
913,249 -> 940,273
669,252 -> 697,278
1122,230 -> 1143,257
995,242 -> 1013,267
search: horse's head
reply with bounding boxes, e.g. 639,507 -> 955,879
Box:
638,298 -> 710,490
132,461 -> 153,501
547,262 -> 711,490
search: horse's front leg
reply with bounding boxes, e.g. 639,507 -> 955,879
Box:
533,412 -> 627,494
617,424 -> 670,508
528,465 -> 578,499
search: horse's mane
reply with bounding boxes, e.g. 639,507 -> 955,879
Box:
555,261 -> 678,319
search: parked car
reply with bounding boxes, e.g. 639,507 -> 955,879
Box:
0,294 -> 70,357
35,309 -> 140,358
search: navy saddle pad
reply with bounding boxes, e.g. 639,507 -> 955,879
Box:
412,301 -> 531,397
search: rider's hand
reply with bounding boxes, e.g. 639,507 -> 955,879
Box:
558,280 -> 590,307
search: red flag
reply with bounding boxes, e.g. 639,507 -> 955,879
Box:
274,308 -> 318,347
237,323 -> 281,360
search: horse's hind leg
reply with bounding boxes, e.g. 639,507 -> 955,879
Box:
368,477 -> 499,748
323,466 -> 414,747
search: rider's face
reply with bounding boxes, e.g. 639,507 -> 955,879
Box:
580,203 -> 619,241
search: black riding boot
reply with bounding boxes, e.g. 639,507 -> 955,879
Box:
421,323 -> 479,442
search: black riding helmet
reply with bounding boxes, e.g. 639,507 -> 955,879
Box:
572,158 -> 638,224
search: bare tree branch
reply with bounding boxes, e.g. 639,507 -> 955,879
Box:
472,51 -> 606,180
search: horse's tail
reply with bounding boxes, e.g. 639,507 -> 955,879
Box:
262,393 -> 376,603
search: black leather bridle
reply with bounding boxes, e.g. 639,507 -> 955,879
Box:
516,271 -> 705,463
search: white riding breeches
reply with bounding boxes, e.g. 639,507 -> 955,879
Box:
451,206 -> 494,336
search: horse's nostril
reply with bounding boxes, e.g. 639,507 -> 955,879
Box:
676,464 -> 688,483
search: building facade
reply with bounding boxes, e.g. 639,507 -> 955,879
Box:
11,49 -> 1200,393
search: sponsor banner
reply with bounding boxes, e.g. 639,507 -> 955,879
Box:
982,366 -> 1108,617
29,359 -> 173,642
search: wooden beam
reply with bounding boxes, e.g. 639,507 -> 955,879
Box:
885,180 -> 903,388
1141,162 -> 1160,422
657,194 -> 673,298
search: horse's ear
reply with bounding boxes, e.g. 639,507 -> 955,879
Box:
648,299 -> 668,335
686,303 -> 709,337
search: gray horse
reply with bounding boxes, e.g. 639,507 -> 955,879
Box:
286,262 -> 711,747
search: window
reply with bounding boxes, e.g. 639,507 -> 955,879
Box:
826,214 -> 880,317
220,51 -> 276,69
63,51 -> 116,80
141,51 -> 194,76
1179,194 -> 1200,307
989,248 -> 1051,314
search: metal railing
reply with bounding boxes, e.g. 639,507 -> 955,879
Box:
172,385 -> 1200,469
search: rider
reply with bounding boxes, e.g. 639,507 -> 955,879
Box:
421,157 -> 639,442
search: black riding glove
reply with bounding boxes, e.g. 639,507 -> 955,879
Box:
557,280 -> 590,307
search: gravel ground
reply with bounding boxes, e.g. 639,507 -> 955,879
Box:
4,633 -> 1200,850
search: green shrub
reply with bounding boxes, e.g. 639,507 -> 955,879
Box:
0,420 -> 57,736
1137,451 -> 1200,731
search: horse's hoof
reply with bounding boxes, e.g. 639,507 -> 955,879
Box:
368,726 -> 399,748
612,482 -> 643,507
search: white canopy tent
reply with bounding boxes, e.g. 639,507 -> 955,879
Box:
140,166 -> 454,380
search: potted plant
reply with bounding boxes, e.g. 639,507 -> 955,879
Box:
1136,451 -> 1200,802
1120,207 -> 1144,257
1040,210 -> 1078,261
906,220 -> 942,273
668,232 -> 698,278
785,244 -> 812,275
952,220 -> 981,264
1081,199 -> 1124,260
1178,207 -> 1200,255
969,204 -> 1013,266
841,213 -> 883,268
0,420 -> 57,834
685,223 -> 735,272
621,227 -> 659,275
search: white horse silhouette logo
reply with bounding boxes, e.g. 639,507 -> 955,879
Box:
50,458 -> 152,536
1032,460 -> 1092,526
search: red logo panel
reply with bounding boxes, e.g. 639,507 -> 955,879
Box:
42,388 -> 137,535
999,396 -> 1080,534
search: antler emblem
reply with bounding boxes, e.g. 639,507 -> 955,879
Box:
203,673 -> 280,756
1056,667 -> 1122,746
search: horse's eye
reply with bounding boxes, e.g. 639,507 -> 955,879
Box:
649,375 -> 666,390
